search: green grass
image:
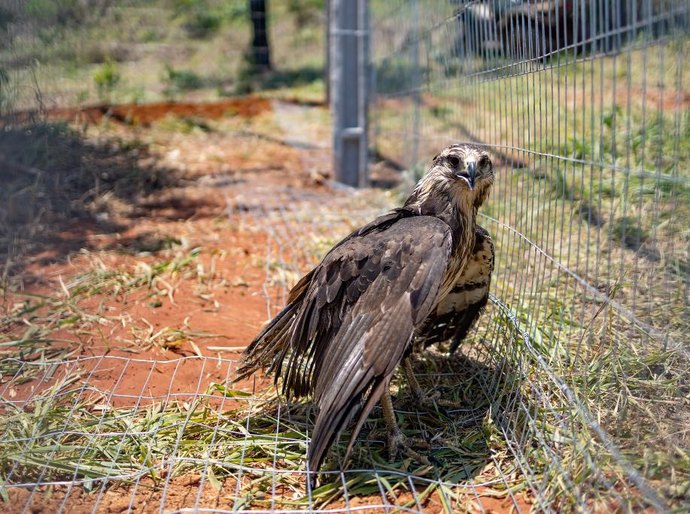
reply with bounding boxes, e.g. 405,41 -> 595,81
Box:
163,65 -> 204,98
4,286 -> 683,510
0,335 -> 527,511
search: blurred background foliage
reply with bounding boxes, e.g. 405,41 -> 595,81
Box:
0,0 -> 327,113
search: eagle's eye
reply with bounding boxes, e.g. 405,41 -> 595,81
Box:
478,155 -> 490,169
447,155 -> 461,168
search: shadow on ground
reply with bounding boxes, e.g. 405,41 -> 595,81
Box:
0,121 -> 181,279
246,351 -> 529,503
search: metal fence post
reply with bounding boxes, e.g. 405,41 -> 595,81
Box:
410,0 -> 420,169
330,0 -> 369,188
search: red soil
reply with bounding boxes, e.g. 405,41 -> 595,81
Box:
1,98 -> 530,513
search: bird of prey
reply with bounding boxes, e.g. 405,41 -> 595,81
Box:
235,143 -> 495,481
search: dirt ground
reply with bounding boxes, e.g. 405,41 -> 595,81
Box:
7,479 -> 533,514
3,96 -> 311,386
0,97 -> 534,513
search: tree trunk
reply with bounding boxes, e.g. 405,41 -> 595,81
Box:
249,0 -> 271,71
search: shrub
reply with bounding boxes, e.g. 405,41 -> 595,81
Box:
172,0 -> 224,39
163,65 -> 203,98
93,60 -> 121,101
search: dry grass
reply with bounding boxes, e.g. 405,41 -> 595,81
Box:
0,1 -> 326,111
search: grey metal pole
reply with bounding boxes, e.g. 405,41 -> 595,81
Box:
330,0 -> 369,187
411,0 -> 420,168
325,0 -> 330,105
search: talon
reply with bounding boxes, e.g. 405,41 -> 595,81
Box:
435,397 -> 464,410
409,389 -> 464,414
387,429 -> 432,466
380,390 -> 434,467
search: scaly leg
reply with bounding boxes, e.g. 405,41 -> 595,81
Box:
402,358 -> 427,401
380,389 -> 431,466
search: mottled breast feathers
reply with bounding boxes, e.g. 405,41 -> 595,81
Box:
415,225 -> 494,353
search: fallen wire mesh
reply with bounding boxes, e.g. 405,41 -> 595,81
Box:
371,0 -> 689,511
2,181 -> 525,512
0,131 -> 548,511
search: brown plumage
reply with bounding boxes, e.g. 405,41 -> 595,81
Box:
235,143 -> 495,479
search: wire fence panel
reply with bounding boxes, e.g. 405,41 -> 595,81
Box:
2,0 -> 689,512
0,184 -> 400,513
371,0 -> 689,511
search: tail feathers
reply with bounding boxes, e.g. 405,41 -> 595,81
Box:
307,377 -> 389,485
235,270 -> 315,384
307,392 -> 363,479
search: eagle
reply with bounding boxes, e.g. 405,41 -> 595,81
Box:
235,143 -> 495,481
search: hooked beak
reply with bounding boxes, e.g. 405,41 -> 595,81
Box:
456,161 -> 477,189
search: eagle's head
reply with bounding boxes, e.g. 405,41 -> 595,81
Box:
409,144 -> 494,213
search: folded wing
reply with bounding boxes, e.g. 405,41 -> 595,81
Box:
303,216 -> 452,471
237,211 -> 454,473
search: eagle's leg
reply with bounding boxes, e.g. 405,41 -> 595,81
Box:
402,358 -> 463,410
402,358 -> 430,401
380,389 -> 431,466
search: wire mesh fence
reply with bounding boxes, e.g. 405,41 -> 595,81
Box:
1,0 -> 689,512
371,0 -> 689,511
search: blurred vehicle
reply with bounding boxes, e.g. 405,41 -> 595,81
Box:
496,1 -> 575,59
452,1 -> 678,60
451,0 -> 575,60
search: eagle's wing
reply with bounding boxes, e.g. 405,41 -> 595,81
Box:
416,225 -> 494,353
235,210 -> 453,472
234,208 -> 416,384
289,215 -> 452,472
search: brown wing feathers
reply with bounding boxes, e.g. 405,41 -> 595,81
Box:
234,209 -> 417,378
235,144 -> 496,478
236,212 -> 452,472
235,217 -> 494,474
306,217 -> 451,472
